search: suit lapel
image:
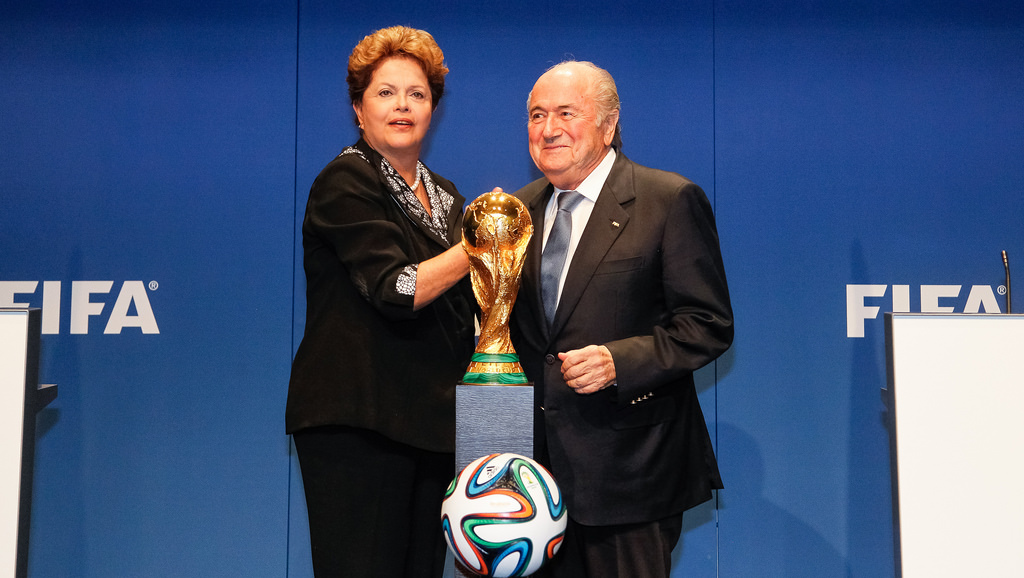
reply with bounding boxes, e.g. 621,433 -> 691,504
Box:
550,155 -> 635,336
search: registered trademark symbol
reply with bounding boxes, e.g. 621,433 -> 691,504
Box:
149,280 -> 159,291
998,285 -> 1007,296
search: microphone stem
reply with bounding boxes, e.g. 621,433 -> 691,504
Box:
1003,250 -> 1012,314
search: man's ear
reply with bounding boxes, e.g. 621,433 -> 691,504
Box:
602,110 -> 620,147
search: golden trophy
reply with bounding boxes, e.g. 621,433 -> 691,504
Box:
460,191 -> 533,384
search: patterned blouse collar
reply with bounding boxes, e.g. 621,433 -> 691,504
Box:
341,140 -> 455,244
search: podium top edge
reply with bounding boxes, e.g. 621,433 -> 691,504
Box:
886,312 -> 1024,318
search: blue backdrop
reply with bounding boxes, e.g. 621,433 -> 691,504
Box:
2,1 -> 1022,576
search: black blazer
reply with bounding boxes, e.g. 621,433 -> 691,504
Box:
511,151 -> 733,526
286,139 -> 476,453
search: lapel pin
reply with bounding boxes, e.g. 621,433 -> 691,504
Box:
611,220 -> 620,228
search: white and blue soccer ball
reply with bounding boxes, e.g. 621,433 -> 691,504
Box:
441,453 -> 567,577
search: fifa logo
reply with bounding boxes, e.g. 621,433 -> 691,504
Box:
846,283 -> 1004,338
0,280 -> 160,335
520,468 -> 540,489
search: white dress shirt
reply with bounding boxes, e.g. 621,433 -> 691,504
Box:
541,148 -> 617,308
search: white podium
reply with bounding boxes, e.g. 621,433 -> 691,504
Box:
1,309 -> 57,578
886,313 -> 1024,577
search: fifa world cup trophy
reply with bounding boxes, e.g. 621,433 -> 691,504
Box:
461,192 -> 533,384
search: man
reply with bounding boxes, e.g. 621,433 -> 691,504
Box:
510,61 -> 734,577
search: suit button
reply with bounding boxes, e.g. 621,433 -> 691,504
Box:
545,354 -> 556,365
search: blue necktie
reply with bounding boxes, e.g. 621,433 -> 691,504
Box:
541,190 -> 584,323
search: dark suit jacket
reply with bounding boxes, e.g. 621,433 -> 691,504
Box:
286,139 -> 476,454
511,151 -> 733,526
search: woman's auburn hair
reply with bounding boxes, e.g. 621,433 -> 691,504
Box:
347,26 -> 448,109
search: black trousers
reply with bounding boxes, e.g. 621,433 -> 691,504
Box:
535,513 -> 684,578
293,425 -> 455,577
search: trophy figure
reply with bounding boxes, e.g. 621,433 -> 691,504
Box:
461,192 -> 533,384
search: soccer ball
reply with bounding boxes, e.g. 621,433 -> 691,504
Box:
441,453 -> 567,577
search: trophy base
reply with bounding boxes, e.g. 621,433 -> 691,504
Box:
461,352 -> 528,384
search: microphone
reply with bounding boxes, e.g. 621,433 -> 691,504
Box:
1002,250 -> 1012,314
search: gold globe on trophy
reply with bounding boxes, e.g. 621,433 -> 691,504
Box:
461,192 -> 533,384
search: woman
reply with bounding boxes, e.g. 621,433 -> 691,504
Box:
286,26 -> 476,577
